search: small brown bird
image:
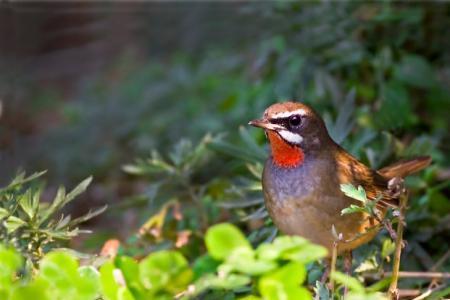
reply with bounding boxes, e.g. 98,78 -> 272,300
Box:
249,101 -> 431,255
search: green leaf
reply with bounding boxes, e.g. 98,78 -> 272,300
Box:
328,88 -> 356,144
340,184 -> 367,203
4,216 -> 27,233
381,239 -> 396,260
393,55 -> 436,89
78,266 -> 101,299
194,273 -> 251,293
100,261 -> 136,300
192,255 -> 220,280
375,81 -> 417,129
240,296 -> 262,300
18,189 -> 39,220
257,236 -> 327,264
224,247 -> 277,276
238,126 -> 266,160
0,245 -> 23,286
205,223 -> 252,260
331,271 -> 365,293
0,171 -> 47,195
122,164 -> 145,175
67,176 -> 93,203
40,177 -> 93,225
341,204 -> 366,216
39,251 -> 79,294
258,262 -> 311,300
116,256 -> 146,298
281,243 -> 328,264
314,281 -> 330,300
0,207 -> 9,219
68,205 -> 108,228
10,278 -> 51,300
139,250 -> 192,294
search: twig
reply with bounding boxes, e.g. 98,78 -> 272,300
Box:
397,289 -> 421,298
393,271 -> 450,279
364,271 -> 450,280
412,284 -> 446,300
388,182 -> 408,300
428,249 -> 450,289
430,249 -> 450,272
329,239 -> 339,292
382,218 -> 397,240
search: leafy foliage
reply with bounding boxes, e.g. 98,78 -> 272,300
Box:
2,2 -> 450,299
0,224 -> 321,300
0,172 -> 106,265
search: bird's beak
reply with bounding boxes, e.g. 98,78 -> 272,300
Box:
248,119 -> 283,131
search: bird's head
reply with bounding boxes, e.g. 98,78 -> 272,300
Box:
249,101 -> 331,168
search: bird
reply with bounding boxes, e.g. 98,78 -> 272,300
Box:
248,101 -> 431,256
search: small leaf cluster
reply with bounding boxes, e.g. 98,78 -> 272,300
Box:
121,134 -> 227,255
100,250 -> 192,300
0,245 -> 99,300
0,172 -> 106,265
340,183 -> 382,217
0,222 -> 397,300
196,223 -> 328,299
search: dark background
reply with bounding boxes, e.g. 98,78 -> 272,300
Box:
0,2 -> 449,273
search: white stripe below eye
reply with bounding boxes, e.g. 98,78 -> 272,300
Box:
278,130 -> 303,144
271,109 -> 307,119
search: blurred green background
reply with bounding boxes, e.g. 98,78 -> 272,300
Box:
1,2 -> 449,271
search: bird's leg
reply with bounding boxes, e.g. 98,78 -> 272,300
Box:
388,177 -> 409,300
386,177 -> 408,248
387,177 -> 405,199
320,258 -> 331,284
343,251 -> 353,295
381,177 -> 407,242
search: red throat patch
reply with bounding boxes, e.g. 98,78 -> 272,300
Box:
267,131 -> 304,168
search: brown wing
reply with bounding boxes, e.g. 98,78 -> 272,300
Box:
335,147 -> 397,207
377,156 -> 432,179
336,149 -> 432,208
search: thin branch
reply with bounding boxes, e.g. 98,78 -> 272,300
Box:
388,183 -> 408,300
431,249 -> 450,272
428,249 -> 450,289
329,239 -> 339,292
392,271 -> 450,279
412,284 -> 446,300
397,289 -> 421,298
364,271 -> 450,281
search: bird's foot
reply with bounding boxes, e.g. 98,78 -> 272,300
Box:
382,219 -> 398,240
387,177 -> 406,198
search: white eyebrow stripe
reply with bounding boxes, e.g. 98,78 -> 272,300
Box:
278,130 -> 303,144
271,109 -> 307,119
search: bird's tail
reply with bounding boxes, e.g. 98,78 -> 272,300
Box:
377,156 -> 432,179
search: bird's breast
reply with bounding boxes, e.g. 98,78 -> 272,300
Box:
262,157 -> 377,252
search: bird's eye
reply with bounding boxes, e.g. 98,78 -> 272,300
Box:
288,115 -> 301,127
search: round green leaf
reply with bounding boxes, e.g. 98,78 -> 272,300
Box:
195,273 -> 251,293
192,254 -> 220,280
259,262 -> 311,300
100,261 -> 136,300
139,250 -> 192,294
0,245 -> 23,281
116,256 -> 146,298
10,278 -> 51,300
39,251 -> 79,295
77,266 -> 100,299
205,223 -> 251,260
225,247 -> 277,276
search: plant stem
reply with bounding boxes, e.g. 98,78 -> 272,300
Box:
388,190 -> 408,300
329,239 -> 338,292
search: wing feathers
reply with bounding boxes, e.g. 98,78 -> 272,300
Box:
377,156 -> 432,179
